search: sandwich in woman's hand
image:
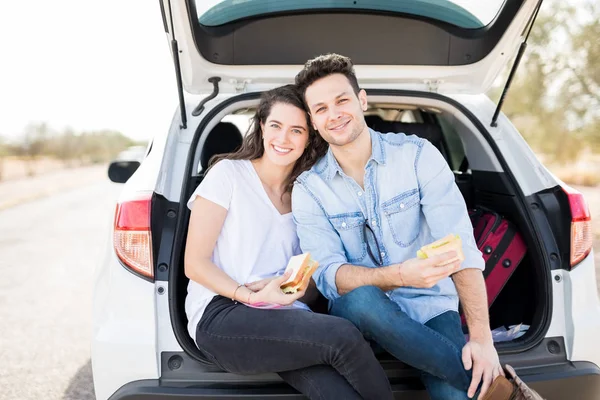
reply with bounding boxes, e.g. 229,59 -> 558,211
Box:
280,253 -> 319,294
416,234 -> 465,265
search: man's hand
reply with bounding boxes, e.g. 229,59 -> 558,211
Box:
381,251 -> 461,290
462,339 -> 503,398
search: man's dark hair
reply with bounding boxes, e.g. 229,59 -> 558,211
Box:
295,54 -> 360,103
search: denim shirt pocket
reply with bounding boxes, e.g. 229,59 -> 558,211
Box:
328,212 -> 367,263
382,189 -> 421,247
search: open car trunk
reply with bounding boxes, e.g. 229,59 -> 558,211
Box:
162,0 -> 541,95
156,90 -> 558,392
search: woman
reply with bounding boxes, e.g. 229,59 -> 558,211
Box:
184,85 -> 393,400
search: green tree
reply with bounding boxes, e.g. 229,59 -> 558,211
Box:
78,130 -> 137,164
558,2 -> 600,152
0,135 -> 8,181
48,127 -> 81,167
490,0 -> 599,162
21,122 -> 52,176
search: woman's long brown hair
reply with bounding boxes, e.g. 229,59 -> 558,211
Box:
210,84 -> 328,193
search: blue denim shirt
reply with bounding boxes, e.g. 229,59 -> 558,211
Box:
292,129 -> 484,324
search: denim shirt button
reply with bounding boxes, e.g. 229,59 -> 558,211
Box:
372,220 -> 377,227
381,252 -> 386,258
341,222 -> 347,228
400,203 -> 405,209
358,191 -> 363,196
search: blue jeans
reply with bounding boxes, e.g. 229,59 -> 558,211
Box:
330,286 -> 472,400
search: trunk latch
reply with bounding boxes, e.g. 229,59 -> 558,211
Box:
425,80 -> 442,93
231,79 -> 251,93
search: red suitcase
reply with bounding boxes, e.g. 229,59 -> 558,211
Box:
468,208 -> 527,308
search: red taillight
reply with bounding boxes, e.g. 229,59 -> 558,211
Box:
113,192 -> 154,279
562,185 -> 593,268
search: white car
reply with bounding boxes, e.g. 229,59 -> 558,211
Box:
92,0 -> 600,399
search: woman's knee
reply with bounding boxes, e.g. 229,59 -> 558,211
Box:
324,317 -> 374,360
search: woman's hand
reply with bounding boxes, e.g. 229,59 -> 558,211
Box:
250,270 -> 305,306
245,276 -> 279,292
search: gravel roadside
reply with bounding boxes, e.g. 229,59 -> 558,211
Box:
0,165 -> 108,211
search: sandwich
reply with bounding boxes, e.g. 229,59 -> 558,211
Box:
416,234 -> 465,265
280,253 -> 319,294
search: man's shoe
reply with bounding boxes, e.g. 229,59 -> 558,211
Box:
504,364 -> 544,400
479,364 -> 545,400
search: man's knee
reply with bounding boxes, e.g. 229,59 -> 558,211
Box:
336,285 -> 387,309
331,286 -> 389,329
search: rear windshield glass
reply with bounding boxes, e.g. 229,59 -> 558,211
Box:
196,0 -> 505,29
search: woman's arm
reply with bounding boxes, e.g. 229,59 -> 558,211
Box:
185,196 -> 305,306
184,196 -> 254,302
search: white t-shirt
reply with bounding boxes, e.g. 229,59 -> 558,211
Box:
185,159 -> 309,339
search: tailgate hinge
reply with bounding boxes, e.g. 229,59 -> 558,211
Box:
425,80 -> 442,93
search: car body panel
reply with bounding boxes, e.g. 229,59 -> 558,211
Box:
162,0 -> 541,95
92,243 -> 159,400
565,250 -> 600,366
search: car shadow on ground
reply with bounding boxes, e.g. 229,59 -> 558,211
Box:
62,359 -> 95,400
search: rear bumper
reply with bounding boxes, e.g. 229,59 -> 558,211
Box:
109,382 -> 308,400
525,361 -> 600,400
109,361 -> 600,400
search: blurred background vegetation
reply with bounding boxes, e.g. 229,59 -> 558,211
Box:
488,0 -> 599,185
0,122 -> 144,181
0,0 -> 597,184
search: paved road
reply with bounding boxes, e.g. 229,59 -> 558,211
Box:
0,179 -> 122,400
0,165 -> 107,211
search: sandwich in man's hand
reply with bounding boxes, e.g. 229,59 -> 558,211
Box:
280,253 -> 319,294
416,234 -> 465,265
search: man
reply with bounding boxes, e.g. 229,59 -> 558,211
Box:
292,54 -> 503,400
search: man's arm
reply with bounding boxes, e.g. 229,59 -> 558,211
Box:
452,269 -> 491,342
291,182 -> 383,299
335,264 -> 392,294
454,268 -> 502,398
416,141 -> 501,397
292,181 -> 459,298
417,141 -> 491,338
335,256 -> 460,295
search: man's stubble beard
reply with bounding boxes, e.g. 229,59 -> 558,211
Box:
323,118 -> 366,148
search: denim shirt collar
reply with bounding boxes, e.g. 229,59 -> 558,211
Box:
322,128 -> 386,181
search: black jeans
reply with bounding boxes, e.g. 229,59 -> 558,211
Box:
196,296 -> 393,400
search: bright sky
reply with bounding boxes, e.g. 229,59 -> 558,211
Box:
0,1 -> 177,142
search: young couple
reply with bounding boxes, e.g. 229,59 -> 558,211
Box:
184,54 -> 530,400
